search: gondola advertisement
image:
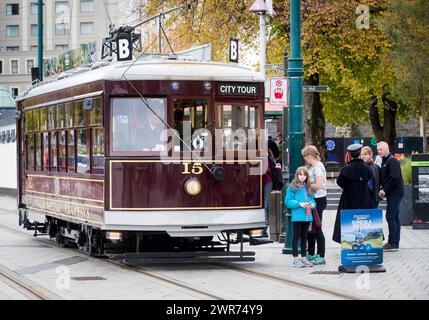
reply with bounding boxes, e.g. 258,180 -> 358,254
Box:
341,209 -> 384,266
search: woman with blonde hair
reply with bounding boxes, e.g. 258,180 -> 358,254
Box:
301,145 -> 327,265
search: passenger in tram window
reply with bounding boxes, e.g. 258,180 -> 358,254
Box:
134,109 -> 164,151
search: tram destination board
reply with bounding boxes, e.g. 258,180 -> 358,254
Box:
217,82 -> 260,96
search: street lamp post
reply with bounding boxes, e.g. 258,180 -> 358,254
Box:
249,0 -> 268,79
283,0 -> 304,254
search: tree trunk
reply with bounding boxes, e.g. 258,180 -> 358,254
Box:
369,95 -> 398,152
303,73 -> 327,161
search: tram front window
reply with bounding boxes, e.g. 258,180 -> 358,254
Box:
111,97 -> 166,152
173,98 -> 208,152
217,104 -> 259,150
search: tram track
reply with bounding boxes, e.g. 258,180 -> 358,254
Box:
0,210 -> 369,300
0,221 -> 225,300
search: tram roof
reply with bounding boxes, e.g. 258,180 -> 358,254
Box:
17,58 -> 264,101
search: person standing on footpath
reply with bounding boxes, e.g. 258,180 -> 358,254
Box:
285,167 -> 316,268
377,141 -> 404,251
360,146 -> 382,208
333,144 -> 375,244
302,145 -> 327,265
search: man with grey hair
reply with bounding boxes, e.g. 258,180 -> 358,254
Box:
377,141 -> 404,251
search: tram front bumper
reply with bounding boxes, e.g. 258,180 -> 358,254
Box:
102,208 -> 266,237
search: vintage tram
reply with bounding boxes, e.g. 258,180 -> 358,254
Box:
16,56 -> 268,262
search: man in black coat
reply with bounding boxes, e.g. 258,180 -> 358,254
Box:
377,141 -> 404,251
332,144 -> 376,244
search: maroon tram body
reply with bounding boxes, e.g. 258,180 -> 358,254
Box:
16,58 -> 268,260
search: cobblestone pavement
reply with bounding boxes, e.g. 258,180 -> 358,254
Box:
0,195 -> 428,300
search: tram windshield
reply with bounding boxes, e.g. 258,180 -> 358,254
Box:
217,104 -> 259,150
173,98 -> 208,152
111,97 -> 166,152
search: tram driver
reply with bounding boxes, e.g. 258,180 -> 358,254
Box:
134,108 -> 165,151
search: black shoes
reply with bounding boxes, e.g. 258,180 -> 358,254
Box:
383,243 -> 399,251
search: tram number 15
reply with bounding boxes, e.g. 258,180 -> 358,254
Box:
182,163 -> 203,175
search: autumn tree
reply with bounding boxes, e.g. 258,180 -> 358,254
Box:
383,0 -> 429,152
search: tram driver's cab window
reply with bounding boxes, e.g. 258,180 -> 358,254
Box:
217,104 -> 259,150
173,98 -> 208,152
111,97 -> 166,152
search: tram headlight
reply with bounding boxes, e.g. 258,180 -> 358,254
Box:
184,178 -> 202,196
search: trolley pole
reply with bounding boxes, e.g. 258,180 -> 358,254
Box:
283,0 -> 303,254
37,0 -> 43,81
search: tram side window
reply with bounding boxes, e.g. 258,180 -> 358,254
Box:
111,97 -> 166,152
65,102 -> 74,128
57,130 -> 66,172
67,130 -> 75,172
85,97 -> 102,125
42,132 -> 49,171
92,128 -> 104,174
25,110 -> 33,132
56,104 -> 65,128
33,108 -> 40,131
40,107 -> 47,131
50,132 -> 57,171
26,134 -> 34,171
77,129 -> 90,173
47,106 -> 56,129
74,100 -> 84,127
35,133 -> 41,170
217,104 -> 259,150
173,99 -> 208,152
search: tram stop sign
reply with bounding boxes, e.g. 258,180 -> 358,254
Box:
269,77 -> 288,106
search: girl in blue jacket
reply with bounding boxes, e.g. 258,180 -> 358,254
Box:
285,166 -> 316,268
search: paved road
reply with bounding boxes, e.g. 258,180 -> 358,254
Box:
0,195 -> 428,300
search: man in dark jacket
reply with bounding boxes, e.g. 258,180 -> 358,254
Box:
333,144 -> 375,244
377,141 -> 404,251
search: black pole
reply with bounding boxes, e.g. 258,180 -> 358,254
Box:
37,0 -> 43,81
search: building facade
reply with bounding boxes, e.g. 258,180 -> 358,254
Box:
0,0 -> 121,98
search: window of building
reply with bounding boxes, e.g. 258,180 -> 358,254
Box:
0,60 -> 3,74
77,129 -> 90,173
10,60 -> 18,74
50,132 -> 57,171
111,97 -> 166,153
10,87 -> 18,98
6,4 -> 19,16
55,44 -> 69,51
30,2 -> 38,15
6,25 -> 20,37
30,45 -> 38,51
80,0 -> 93,13
92,128 -> 104,174
26,134 -> 34,171
26,59 -> 34,74
55,1 -> 69,14
55,23 -> 69,35
58,130 -> 66,171
6,46 -> 19,52
80,22 -> 93,35
67,130 -> 75,172
30,24 -> 38,37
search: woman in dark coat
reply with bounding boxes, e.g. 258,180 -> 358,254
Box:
332,144 -> 376,244
360,146 -> 381,208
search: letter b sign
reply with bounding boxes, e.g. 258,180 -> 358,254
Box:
117,34 -> 132,61
229,38 -> 238,63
